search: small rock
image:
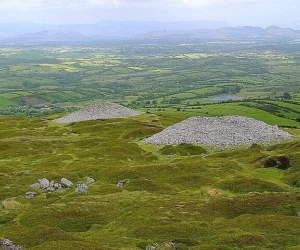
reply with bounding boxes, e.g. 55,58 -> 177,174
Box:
49,181 -> 55,187
38,178 -> 50,189
61,178 -> 73,188
54,183 -> 61,189
25,192 -> 37,199
30,183 -> 41,189
86,177 -> 95,185
75,184 -> 89,193
46,187 -> 56,192
117,179 -> 130,188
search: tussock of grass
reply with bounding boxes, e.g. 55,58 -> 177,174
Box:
159,144 -> 207,156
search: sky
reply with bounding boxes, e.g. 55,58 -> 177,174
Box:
0,0 -> 298,28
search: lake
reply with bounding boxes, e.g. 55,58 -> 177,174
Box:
209,95 -> 241,101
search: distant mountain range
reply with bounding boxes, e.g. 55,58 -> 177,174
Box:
0,22 -> 300,43
139,26 -> 300,40
0,20 -> 228,39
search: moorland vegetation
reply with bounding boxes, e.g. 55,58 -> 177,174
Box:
0,36 -> 300,249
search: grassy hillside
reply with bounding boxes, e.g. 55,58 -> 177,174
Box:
1,114 -> 300,249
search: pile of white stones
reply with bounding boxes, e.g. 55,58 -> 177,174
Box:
142,116 -> 292,147
55,103 -> 142,124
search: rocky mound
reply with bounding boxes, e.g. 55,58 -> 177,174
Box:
55,103 -> 142,123
142,116 -> 292,147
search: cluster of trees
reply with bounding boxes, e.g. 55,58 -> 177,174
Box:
283,92 -> 292,100
22,80 -> 41,89
221,85 -> 241,94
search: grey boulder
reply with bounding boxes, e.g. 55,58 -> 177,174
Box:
38,178 -> 50,189
54,183 -> 61,189
25,192 -> 37,199
86,177 -> 95,185
61,178 -> 73,188
75,184 -> 89,193
117,179 -> 130,188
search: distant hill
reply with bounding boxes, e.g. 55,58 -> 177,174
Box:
0,21 -> 229,39
1,23 -> 299,43
4,30 -> 88,43
139,26 -> 300,40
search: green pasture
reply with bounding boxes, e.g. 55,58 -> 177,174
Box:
0,97 -> 16,108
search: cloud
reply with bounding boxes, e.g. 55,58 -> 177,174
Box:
0,0 -> 275,11
0,0 -> 69,11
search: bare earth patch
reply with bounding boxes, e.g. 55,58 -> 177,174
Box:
55,103 -> 142,124
142,116 -> 292,147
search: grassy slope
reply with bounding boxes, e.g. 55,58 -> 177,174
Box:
0,97 -> 17,108
0,114 -> 300,249
144,103 -> 300,127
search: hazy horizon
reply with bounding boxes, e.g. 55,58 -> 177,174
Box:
0,0 -> 298,29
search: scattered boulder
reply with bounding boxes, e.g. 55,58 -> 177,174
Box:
0,239 -> 23,250
117,179 -> 130,188
46,187 -> 56,192
86,177 -> 95,185
28,177 -> 94,195
61,178 -> 73,188
54,183 -> 61,189
38,178 -> 50,189
25,192 -> 37,199
75,184 -> 89,193
30,179 -> 62,192
263,155 -> 291,170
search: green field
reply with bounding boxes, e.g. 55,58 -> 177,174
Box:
0,40 -> 299,123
